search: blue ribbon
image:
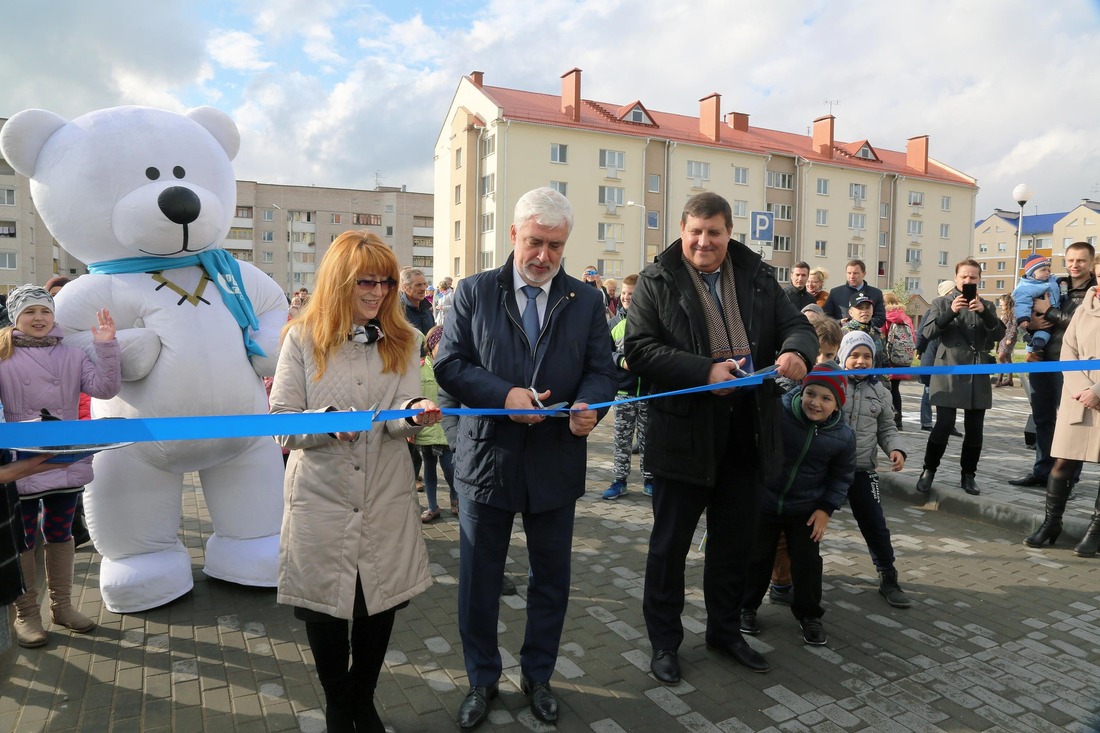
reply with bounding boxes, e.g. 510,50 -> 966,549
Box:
0,359 -> 1095,449
88,251 -> 266,358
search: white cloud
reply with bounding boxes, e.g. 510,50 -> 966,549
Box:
207,30 -> 273,71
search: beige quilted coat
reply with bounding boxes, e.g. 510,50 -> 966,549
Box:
1052,287 -> 1100,462
269,325 -> 432,618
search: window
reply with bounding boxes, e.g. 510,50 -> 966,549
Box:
849,183 -> 867,201
454,257 -> 461,275
480,174 -> 495,197
550,143 -> 567,163
879,231 -> 889,248
773,235 -> 791,252
385,226 -> 393,237
262,209 -> 274,222
905,277 -> 921,292
647,211 -> 659,229
598,258 -> 624,277
767,203 -> 792,221
940,223 -> 950,239
733,167 -> 749,185
480,135 -> 495,157
550,181 -> 567,196
330,213 -> 342,225
907,220 -> 923,237
815,209 -> 828,226
0,251 -> 16,268
880,203 -> 890,219
938,251 -> 948,266
766,171 -> 793,190
980,279 -> 986,289
908,191 -> 924,207
597,186 -> 625,206
814,240 -> 827,257
995,242 -> 1005,252
776,267 -> 791,283
455,148 -> 462,169
261,251 -> 273,263
732,200 -> 748,218
848,213 -> 866,230
261,231 -> 274,242
412,255 -> 433,268
293,252 -> 315,264
878,261 -> 887,276
235,206 -> 253,218
597,223 -> 624,243
847,243 -> 863,258
628,106 -> 648,123
648,174 -> 661,193
941,195 -> 951,211
687,160 -> 710,181
480,252 -> 493,271
600,149 -> 625,175
996,261 -> 1005,271
480,212 -> 494,232
413,216 -> 433,227
816,178 -> 829,195
979,244 -> 988,253
292,231 -> 315,245
905,248 -> 922,264
289,210 -> 312,223
354,213 -> 381,226
454,184 -> 461,205
454,221 -> 461,240
226,227 -> 253,240
979,261 -> 987,271
996,279 -> 1005,290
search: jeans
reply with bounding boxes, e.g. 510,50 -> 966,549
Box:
420,445 -> 455,512
920,385 -> 933,428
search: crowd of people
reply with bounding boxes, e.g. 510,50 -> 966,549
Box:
8,186 -> 1100,732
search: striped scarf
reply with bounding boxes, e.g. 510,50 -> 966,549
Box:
683,257 -> 753,368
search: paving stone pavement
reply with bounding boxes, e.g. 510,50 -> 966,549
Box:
3,381 -> 1100,732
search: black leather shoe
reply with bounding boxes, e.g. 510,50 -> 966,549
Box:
739,610 -> 760,636
915,469 -> 935,494
650,649 -> 681,685
1008,473 -> 1045,487
520,675 -> 558,723
500,576 -> 517,596
961,474 -> 980,496
708,639 -> 771,673
457,685 -> 498,729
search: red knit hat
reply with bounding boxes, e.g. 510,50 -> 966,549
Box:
801,362 -> 847,408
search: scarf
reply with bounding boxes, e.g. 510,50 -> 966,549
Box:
12,335 -> 61,348
88,251 -> 265,358
683,256 -> 752,368
350,321 -> 384,344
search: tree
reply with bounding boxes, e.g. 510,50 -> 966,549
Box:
891,277 -> 913,308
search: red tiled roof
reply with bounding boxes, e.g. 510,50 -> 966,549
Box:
477,82 -> 974,188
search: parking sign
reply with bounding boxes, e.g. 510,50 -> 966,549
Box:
750,211 -> 774,241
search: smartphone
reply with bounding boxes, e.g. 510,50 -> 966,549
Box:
961,283 -> 977,302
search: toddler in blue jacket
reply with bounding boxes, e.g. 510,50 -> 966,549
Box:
1013,254 -> 1061,359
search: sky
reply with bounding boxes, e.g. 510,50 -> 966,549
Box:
5,0 -> 1100,220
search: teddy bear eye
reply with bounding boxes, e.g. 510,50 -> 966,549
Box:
173,166 -> 186,179
145,167 -> 160,180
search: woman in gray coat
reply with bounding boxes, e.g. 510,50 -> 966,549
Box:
915,259 -> 1005,496
270,232 -> 441,733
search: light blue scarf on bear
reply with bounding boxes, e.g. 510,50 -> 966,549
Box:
88,250 -> 265,358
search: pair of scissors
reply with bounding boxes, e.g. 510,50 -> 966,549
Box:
528,387 -> 570,417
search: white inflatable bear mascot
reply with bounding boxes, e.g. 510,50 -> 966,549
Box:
0,106 -> 287,613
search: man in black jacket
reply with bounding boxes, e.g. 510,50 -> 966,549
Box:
823,259 -> 886,328
783,261 -> 816,310
624,192 -> 817,685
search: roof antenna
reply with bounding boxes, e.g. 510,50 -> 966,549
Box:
824,99 -> 840,115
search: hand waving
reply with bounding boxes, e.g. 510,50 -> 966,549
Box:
91,309 -> 116,342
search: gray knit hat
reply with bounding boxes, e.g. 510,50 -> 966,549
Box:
838,330 -> 876,367
7,284 -> 55,323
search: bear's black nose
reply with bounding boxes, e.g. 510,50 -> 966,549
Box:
158,186 -> 201,225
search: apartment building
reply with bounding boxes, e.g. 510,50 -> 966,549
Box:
973,200 -> 1100,299
433,69 -> 977,306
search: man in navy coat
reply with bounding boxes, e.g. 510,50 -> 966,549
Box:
435,186 -> 617,729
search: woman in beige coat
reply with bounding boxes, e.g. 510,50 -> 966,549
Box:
270,231 -> 440,733
1025,285 -> 1100,556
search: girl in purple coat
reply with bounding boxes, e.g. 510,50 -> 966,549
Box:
0,285 -> 120,648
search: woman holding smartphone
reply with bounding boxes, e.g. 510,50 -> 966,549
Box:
915,259 -> 1005,496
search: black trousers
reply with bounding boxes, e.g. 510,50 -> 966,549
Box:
303,605 -> 399,733
928,406 -> 985,473
847,470 -> 895,572
643,423 -> 759,651
743,510 -> 824,620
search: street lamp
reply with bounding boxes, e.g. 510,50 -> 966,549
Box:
1012,183 -> 1033,283
270,203 -> 293,295
626,201 -> 646,272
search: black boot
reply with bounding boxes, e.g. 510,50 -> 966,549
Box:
1024,477 -> 1072,547
917,440 -> 947,494
960,474 -> 980,496
1073,490 -> 1100,557
878,568 -> 911,608
960,443 -> 982,495
916,469 -> 936,494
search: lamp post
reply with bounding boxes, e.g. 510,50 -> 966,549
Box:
1012,183 -> 1033,283
270,203 -> 293,295
626,200 -> 646,273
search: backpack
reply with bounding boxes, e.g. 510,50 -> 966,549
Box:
885,321 -> 916,367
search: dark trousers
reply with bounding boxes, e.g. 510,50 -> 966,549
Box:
1029,371 -> 1062,480
847,471 -> 895,572
643,446 -> 759,650
457,496 -> 575,687
743,510 -> 823,620
304,606 -> 398,733
928,407 -> 985,473
889,380 -> 903,418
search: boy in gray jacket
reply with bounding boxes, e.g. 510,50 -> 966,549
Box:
837,331 -> 911,608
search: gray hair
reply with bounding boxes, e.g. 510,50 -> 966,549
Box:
401,268 -> 425,287
513,187 -> 574,234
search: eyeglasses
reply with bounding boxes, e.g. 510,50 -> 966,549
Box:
356,278 -> 396,291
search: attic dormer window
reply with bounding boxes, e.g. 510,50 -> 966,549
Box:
857,145 -> 874,159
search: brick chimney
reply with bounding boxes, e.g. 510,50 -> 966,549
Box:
907,135 -> 929,174
727,111 -> 749,132
812,115 -> 834,156
699,93 -> 721,142
561,68 -> 582,122
470,70 -> 484,87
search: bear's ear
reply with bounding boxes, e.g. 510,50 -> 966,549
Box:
0,109 -> 69,177
186,107 -> 240,161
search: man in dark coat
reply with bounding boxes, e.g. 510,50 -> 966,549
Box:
823,259 -> 886,328
435,186 -> 617,729
399,267 -> 435,335
783,261 -> 816,310
624,192 -> 818,685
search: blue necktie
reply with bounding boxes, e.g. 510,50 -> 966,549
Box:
521,285 -> 542,348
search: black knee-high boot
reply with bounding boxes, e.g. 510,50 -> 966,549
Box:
1024,477 -> 1072,547
1074,488 -> 1100,557
959,443 -> 982,495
